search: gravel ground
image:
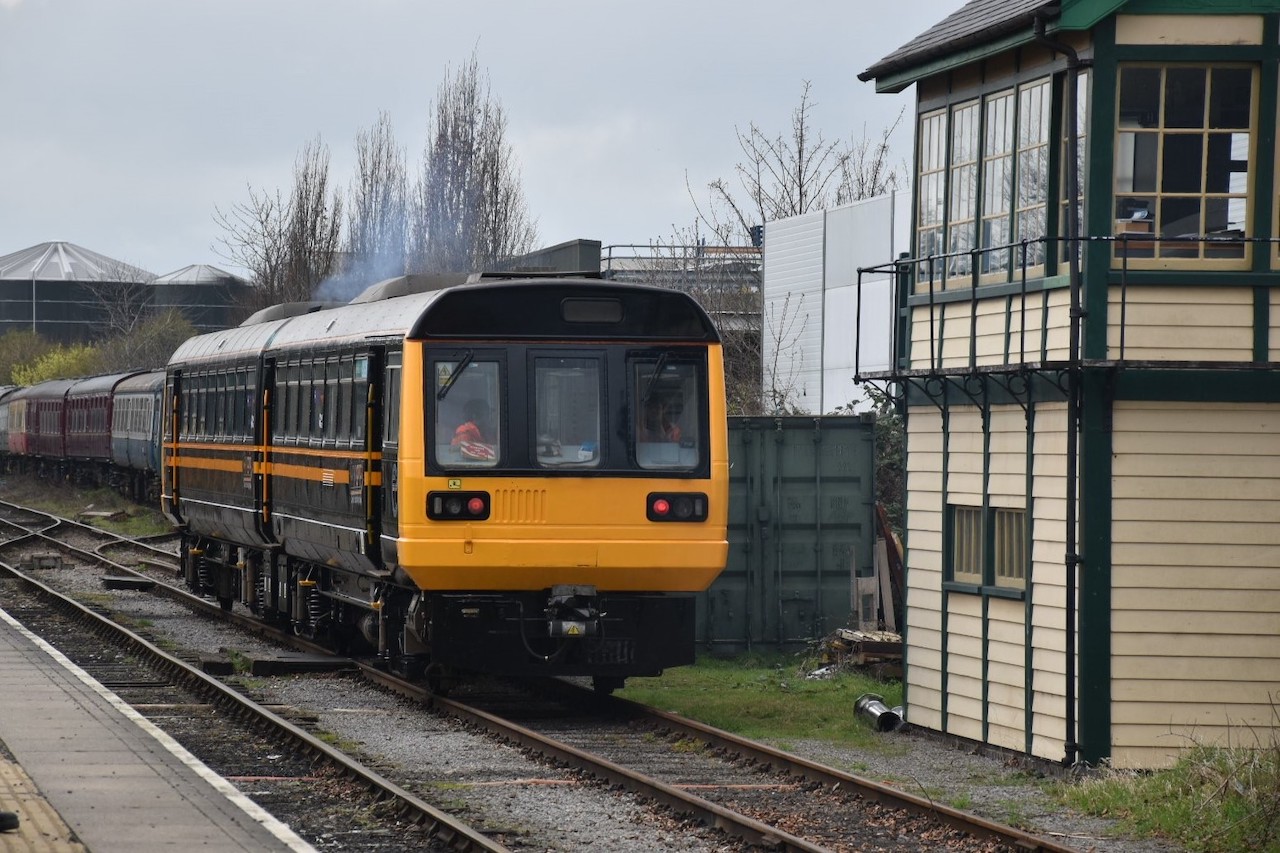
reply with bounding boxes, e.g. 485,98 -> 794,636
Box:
777,731 -> 1184,853
8,502 -> 1183,853
112,586 -> 1186,852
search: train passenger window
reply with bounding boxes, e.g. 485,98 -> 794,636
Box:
196,376 -> 208,437
216,372 -> 228,436
631,357 -> 702,471
324,359 -> 338,441
433,359 -> 500,469
233,370 -> 246,438
383,364 -> 400,445
353,357 -> 368,443
285,364 -> 300,440
338,357 -> 354,443
300,369 -> 313,438
534,357 -> 601,468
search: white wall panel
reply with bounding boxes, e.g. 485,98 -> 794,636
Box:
762,190 -> 910,414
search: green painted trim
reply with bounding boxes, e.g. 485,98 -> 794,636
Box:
1084,17 -> 1118,362
1119,0 -> 1278,12
939,408 -> 952,727
1024,403 -> 1037,755
1077,369 -> 1114,766
874,31 -> 1040,94
903,373 -> 1070,408
938,583 -> 1027,602
1114,45 -> 1270,62
1255,288 -> 1271,363
981,401 -> 993,743
905,275 -> 1072,307
1105,271 -> 1280,287
1041,289 -> 1052,362
1113,368 -> 1280,401
1252,16 -> 1279,275
1061,0 -> 1127,30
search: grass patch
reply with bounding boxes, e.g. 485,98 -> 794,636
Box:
618,652 -> 902,749
1055,739 -> 1280,853
0,477 -> 170,537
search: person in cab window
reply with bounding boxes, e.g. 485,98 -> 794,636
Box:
640,397 -> 680,442
452,398 -> 496,461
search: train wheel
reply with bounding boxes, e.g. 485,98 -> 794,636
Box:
424,662 -> 453,696
218,595 -> 233,612
592,676 -> 624,695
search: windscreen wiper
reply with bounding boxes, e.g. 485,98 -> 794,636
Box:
641,352 -> 669,402
436,351 -> 473,401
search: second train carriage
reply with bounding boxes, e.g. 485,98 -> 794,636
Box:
21,379 -> 77,463
163,275 -> 730,688
110,370 -> 166,502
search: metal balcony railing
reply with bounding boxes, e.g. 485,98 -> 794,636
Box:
854,233 -> 1280,382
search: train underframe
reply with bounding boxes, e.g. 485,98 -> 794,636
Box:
181,533 -> 695,694
4,456 -> 159,506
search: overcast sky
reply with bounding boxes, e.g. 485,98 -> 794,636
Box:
0,0 -> 963,278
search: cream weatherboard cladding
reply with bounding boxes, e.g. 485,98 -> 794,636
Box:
903,403 -> 1071,755
1109,402 -> 1280,769
907,289 -> 1076,371
1106,286 -> 1256,361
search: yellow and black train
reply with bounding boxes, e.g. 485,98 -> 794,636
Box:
161,274 -> 729,691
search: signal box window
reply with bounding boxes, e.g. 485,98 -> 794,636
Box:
1114,64 -> 1253,264
632,357 -> 701,471
949,504 -> 983,586
993,508 -> 1027,590
434,359 -> 500,468
534,357 -> 602,468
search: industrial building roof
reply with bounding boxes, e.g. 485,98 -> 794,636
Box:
153,264 -> 248,286
0,241 -> 155,282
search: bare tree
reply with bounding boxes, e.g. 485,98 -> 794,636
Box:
761,290 -> 808,413
690,81 -> 904,245
345,111 -> 408,285
836,108 -> 906,204
215,137 -> 343,309
410,52 -> 537,273
214,184 -> 291,306
643,226 -> 766,415
285,137 -> 343,303
682,82 -> 900,413
90,258 -> 157,342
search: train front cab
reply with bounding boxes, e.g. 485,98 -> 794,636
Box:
390,282 -> 730,686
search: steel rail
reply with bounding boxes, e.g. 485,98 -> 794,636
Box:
590,686 -> 1080,853
0,558 -> 507,853
357,667 -> 833,853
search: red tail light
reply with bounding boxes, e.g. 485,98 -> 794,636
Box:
428,491 -> 490,520
647,492 -> 707,522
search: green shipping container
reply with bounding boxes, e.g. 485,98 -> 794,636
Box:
696,415 -> 877,652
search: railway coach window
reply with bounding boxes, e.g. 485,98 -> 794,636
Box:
534,356 -> 601,468
631,357 -> 703,471
433,359 -> 500,468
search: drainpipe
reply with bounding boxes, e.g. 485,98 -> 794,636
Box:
1033,14 -> 1083,769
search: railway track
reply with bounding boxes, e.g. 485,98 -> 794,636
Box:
0,514 -> 503,852
0,498 -> 1084,852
